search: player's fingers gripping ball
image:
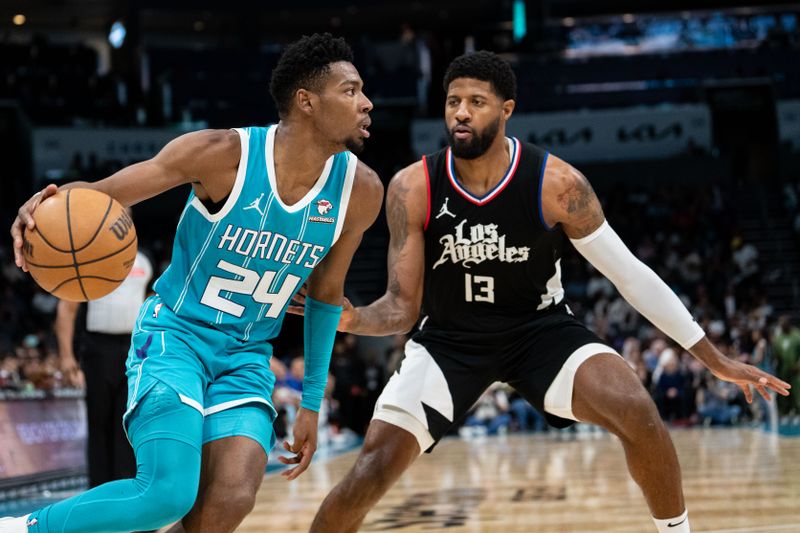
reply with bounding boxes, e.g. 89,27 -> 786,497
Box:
22,188 -> 138,301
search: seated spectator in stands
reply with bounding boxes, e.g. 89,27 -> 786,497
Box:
0,353 -> 22,390
509,391 -> 546,433
607,296 -> 637,340
270,357 -> 299,439
643,338 -> 667,374
653,349 -> 690,422
731,236 -> 759,285
684,356 -> 707,424
773,315 -> 800,416
330,334 -> 368,434
463,384 -> 512,436
748,328 -> 772,372
622,337 -> 651,388
696,373 -> 742,425
284,356 -> 305,394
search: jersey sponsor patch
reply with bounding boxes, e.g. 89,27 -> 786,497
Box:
310,199 -> 336,223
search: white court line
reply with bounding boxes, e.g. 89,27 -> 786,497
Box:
702,524 -> 800,533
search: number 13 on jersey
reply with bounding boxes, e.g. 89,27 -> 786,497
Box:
465,273 -> 495,303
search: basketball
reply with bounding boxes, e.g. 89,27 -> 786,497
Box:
22,188 -> 138,302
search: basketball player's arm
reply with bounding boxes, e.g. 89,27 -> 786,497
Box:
54,300 -> 85,389
11,129 -> 239,270
346,162 -> 427,336
303,162 -> 384,304
278,162 -> 383,481
287,163 -> 426,335
542,155 -> 790,402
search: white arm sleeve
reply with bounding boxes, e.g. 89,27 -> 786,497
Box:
570,220 -> 705,350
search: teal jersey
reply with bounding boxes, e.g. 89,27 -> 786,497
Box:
155,125 -> 357,342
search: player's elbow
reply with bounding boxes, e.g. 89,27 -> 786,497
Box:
395,302 -> 420,334
397,316 -> 417,334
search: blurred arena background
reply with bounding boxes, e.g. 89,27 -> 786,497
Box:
0,0 -> 799,526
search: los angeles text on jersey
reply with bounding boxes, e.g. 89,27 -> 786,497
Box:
433,219 -> 530,269
218,224 -> 325,268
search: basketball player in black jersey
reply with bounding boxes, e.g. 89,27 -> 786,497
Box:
292,51 -> 790,533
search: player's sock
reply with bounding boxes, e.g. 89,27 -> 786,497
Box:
24,384 -> 203,533
653,509 -> 690,533
0,514 -> 31,532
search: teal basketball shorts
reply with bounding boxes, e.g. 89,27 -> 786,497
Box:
124,295 -> 278,455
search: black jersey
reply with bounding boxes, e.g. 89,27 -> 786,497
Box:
416,137 -> 565,336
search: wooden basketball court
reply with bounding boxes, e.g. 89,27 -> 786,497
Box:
239,428 -> 800,532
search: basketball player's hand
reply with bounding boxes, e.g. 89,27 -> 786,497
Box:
287,285 -> 358,332
10,183 -> 59,272
278,407 -> 319,480
60,356 -> 85,389
709,359 -> 791,404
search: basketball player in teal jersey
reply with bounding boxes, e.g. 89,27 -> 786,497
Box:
5,33 -> 382,533
292,51 -> 791,533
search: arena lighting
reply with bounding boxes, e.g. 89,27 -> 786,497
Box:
622,13 -> 635,23
12,14 -> 26,25
108,20 -> 126,49
512,0 -> 527,42
563,17 -> 575,27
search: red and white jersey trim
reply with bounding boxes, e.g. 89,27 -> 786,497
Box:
445,137 -> 520,206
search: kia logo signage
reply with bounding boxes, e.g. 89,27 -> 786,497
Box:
617,123 -> 683,142
528,127 -> 593,146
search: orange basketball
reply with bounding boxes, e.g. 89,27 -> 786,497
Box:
22,188 -> 138,302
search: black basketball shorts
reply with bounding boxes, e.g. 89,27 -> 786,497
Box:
372,306 -> 619,453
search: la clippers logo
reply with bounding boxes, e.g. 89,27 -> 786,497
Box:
310,199 -> 335,224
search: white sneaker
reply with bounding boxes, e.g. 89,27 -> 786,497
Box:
0,514 -> 32,532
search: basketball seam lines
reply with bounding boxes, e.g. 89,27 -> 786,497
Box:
25,236 -> 137,269
31,226 -> 72,253
74,195 -> 114,252
49,275 -> 129,294
66,190 -> 89,300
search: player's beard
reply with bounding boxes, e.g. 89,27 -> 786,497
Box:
345,136 -> 366,154
446,116 -> 501,160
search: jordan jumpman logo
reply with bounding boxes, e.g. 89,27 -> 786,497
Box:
436,197 -> 456,219
244,193 -> 265,216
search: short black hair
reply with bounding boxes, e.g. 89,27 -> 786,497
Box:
270,33 -> 354,117
443,50 -> 517,101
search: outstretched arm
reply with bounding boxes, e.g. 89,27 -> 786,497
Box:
302,162 -> 384,307
541,154 -> 791,402
11,129 -> 240,271
347,162 -> 427,336
287,161 -> 427,336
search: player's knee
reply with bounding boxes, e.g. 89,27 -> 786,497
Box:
143,476 -> 198,525
204,483 -> 258,519
135,463 -> 200,526
351,443 -> 404,493
604,389 -> 662,441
